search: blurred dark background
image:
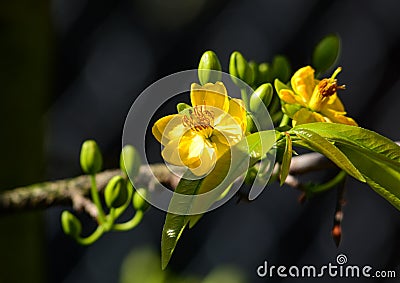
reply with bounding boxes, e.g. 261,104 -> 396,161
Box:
1,0 -> 400,282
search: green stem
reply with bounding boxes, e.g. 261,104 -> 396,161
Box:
76,225 -> 104,245
279,114 -> 290,127
90,175 -> 106,223
112,210 -> 144,231
307,171 -> 347,195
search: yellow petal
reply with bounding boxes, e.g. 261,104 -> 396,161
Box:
210,131 -> 230,157
189,144 -> 217,176
178,132 -> 206,167
332,115 -> 358,126
325,94 -> 345,113
214,114 -> 244,146
190,82 -> 229,111
161,138 -> 185,166
152,114 -> 187,146
178,131 -> 217,176
292,108 -> 326,126
279,89 -> 307,107
291,66 -> 315,102
227,98 -> 247,132
323,109 -> 358,126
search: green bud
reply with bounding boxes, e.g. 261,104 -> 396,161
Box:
246,113 -> 257,133
312,34 -> 340,75
250,83 -> 273,113
80,140 -> 102,175
258,62 -> 271,83
248,61 -> 259,86
282,103 -> 301,117
133,188 -> 150,212
177,102 -> 191,113
198,50 -> 222,85
105,176 -> 128,208
229,51 -> 254,86
61,211 -> 82,238
120,145 -> 141,178
274,78 -> 290,94
272,55 -> 291,83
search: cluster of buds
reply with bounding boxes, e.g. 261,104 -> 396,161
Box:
61,141 -> 149,245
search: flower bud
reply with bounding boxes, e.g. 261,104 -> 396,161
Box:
80,140 -> 102,175
312,34 -> 340,75
105,176 -> 128,208
250,83 -> 273,113
272,55 -> 291,83
133,188 -> 150,212
61,211 -> 82,238
176,102 -> 191,113
248,61 -> 259,85
246,113 -> 257,133
120,145 -> 141,178
198,51 -> 222,85
229,51 -> 254,86
258,62 -> 271,83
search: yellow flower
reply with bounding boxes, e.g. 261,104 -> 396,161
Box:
152,82 -> 247,176
278,66 -> 357,126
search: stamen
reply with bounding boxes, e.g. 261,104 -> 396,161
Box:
318,79 -> 345,98
182,105 -> 214,132
331,67 -> 342,80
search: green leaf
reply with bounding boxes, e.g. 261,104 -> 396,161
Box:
291,128 -> 365,182
293,123 -> 400,163
161,131 -> 275,269
280,134 -> 292,186
188,183 -> 233,229
337,144 -> 400,210
161,177 -> 202,269
176,102 -> 191,113
312,34 -> 341,75
364,177 -> 400,211
292,122 -> 400,210
188,214 -> 203,229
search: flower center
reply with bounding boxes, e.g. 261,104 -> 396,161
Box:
182,105 -> 214,133
317,79 -> 345,98
309,67 -> 346,112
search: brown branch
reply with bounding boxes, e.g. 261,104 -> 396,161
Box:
288,152 -> 334,174
1,141 -> 399,214
0,164 -> 180,215
0,169 -> 119,215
